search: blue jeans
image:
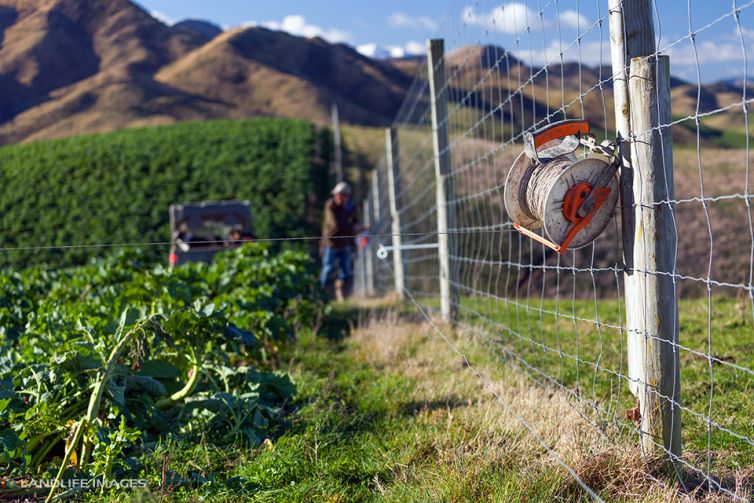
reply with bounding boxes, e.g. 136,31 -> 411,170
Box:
319,247 -> 353,287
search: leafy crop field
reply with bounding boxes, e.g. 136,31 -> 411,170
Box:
0,118 -> 330,269
0,244 -> 323,500
27,301 -> 701,503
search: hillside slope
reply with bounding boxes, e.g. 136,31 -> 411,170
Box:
156,27 -> 411,126
0,0 -> 216,143
0,0 -> 412,143
0,118 -> 330,268
0,0 -> 750,145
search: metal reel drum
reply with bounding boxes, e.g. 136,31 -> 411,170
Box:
504,149 -> 543,230
504,148 -> 619,250
504,146 -> 576,230
541,157 -> 619,249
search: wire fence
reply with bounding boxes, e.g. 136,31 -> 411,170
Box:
0,0 -> 750,499
360,0 -> 754,499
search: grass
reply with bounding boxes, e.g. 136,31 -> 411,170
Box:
673,114 -> 753,149
423,294 -> 754,481
76,300 -> 754,502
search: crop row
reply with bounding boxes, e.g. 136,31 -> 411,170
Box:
0,244 -> 324,498
0,118 -> 331,269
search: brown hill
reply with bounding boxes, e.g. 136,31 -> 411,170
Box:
172,19 -> 223,40
0,0 -> 411,144
0,0 -> 749,146
0,0 -> 215,143
155,27 -> 411,126
387,56 -> 424,77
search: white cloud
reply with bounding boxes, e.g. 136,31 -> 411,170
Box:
387,46 -> 406,58
244,15 -> 352,44
357,43 -> 391,59
386,41 -> 425,58
403,41 -> 424,55
357,41 -> 425,59
516,36 -> 744,74
513,40 -> 610,67
150,10 -> 175,26
558,10 -> 590,29
664,41 -> 745,66
654,27 -> 748,74
388,12 -> 439,31
462,4 -> 541,34
741,26 -> 754,42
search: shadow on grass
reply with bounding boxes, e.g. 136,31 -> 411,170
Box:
318,299 -> 422,342
317,303 -> 367,342
398,395 -> 476,416
679,457 -> 754,500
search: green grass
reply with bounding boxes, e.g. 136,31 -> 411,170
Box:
442,294 -> 754,476
66,297 -> 752,502
673,115 -> 753,149
79,303 -> 646,502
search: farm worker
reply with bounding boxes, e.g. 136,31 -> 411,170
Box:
228,229 -> 255,244
319,181 -> 364,301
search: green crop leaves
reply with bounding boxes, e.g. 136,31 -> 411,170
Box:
0,243 -> 324,498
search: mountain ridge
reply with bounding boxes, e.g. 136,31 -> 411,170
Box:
0,0 -> 750,145
0,0 -> 411,143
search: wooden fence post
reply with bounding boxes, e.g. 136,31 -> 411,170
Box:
331,104 -> 343,183
371,169 -> 381,294
385,127 -> 405,299
363,197 -> 374,297
610,0 -> 681,470
629,55 -> 682,467
427,38 -> 458,323
609,0 -> 655,400
355,245 -> 365,297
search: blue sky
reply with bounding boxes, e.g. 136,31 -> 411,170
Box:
136,1 -> 754,83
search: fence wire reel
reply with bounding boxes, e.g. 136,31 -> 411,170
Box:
504,119 -> 622,254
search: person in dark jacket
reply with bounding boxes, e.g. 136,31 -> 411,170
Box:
319,181 -> 363,300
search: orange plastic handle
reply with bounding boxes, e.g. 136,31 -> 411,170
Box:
533,119 -> 590,148
513,186 -> 610,255
557,187 -> 610,253
513,223 -> 561,253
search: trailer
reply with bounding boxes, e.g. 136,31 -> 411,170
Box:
169,200 -> 254,268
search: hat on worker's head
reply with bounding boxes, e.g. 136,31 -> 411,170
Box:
331,181 -> 352,195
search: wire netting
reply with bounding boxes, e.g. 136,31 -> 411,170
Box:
364,0 -> 754,498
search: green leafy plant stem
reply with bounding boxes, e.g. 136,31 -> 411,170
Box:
28,401 -> 88,455
44,419 -> 85,503
155,345 -> 200,409
46,315 -> 153,502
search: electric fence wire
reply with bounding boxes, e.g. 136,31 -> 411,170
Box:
0,230 -> 518,253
